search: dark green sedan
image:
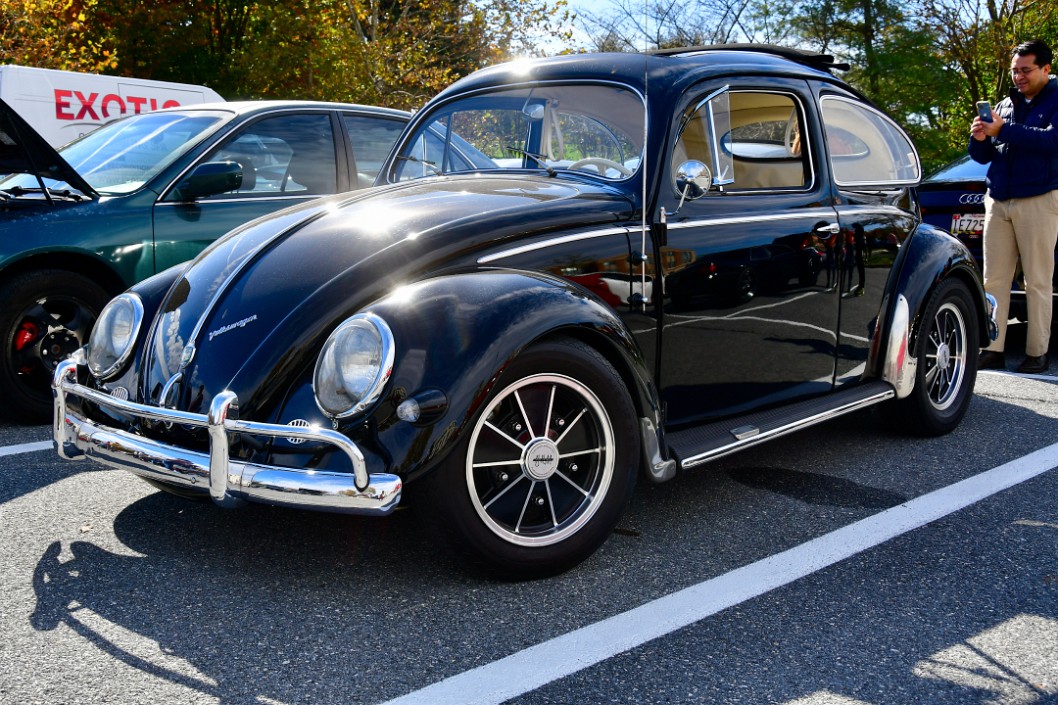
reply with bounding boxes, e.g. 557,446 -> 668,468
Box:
0,99 -> 408,422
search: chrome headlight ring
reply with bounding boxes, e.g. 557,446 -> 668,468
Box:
313,312 -> 395,419
86,293 -> 145,380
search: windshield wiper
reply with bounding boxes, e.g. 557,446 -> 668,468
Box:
2,185 -> 90,202
395,154 -> 442,176
505,147 -> 556,177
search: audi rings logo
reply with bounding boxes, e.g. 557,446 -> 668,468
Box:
959,193 -> 985,204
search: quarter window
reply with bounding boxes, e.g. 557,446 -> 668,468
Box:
819,96 -> 920,186
343,115 -> 406,187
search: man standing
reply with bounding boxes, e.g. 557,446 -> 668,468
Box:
970,39 -> 1058,373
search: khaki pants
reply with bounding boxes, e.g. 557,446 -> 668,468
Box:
983,190 -> 1058,357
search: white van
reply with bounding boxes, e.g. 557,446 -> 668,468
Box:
0,65 -> 224,147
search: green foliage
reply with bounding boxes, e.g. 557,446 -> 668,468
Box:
0,0 -> 571,111
0,0 -> 115,72
4,0 -> 1057,171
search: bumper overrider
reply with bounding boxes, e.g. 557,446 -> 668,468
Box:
52,359 -> 402,515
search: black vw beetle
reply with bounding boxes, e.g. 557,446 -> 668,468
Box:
54,47 -> 996,578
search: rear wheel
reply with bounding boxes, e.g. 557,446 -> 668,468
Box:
424,338 -> 639,579
885,278 -> 978,436
0,270 -> 110,424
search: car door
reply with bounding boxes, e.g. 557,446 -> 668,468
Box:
151,110 -> 345,272
656,79 -> 842,426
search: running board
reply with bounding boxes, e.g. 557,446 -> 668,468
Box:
667,381 -> 895,471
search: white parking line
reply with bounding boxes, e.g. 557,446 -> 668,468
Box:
0,440 -> 51,457
381,442 -> 1058,705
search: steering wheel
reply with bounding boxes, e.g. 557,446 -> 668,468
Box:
568,157 -> 633,177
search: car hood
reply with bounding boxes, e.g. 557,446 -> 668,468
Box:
0,98 -> 98,199
141,174 -> 634,418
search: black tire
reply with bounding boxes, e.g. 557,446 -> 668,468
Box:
734,268 -> 755,304
885,278 -> 979,437
422,338 -> 640,579
0,270 -> 111,424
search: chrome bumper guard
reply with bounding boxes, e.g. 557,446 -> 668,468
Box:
52,359 -> 401,515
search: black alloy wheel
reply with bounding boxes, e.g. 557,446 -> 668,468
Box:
0,269 -> 110,424
425,337 -> 640,579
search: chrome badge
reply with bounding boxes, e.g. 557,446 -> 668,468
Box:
208,314 -> 259,342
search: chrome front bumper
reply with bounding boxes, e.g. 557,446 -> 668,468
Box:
52,359 -> 401,515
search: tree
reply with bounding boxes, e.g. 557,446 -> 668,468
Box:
0,0 -> 115,72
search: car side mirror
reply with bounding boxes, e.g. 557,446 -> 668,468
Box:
675,159 -> 712,204
171,161 -> 243,201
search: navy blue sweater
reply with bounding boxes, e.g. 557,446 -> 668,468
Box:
968,77 -> 1058,201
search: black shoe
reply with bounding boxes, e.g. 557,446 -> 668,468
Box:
978,350 -> 1006,370
1016,354 -> 1048,374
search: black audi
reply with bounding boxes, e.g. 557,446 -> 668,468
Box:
54,46 -> 996,578
919,153 -> 1058,312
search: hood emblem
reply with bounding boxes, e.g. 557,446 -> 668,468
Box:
208,314 -> 259,343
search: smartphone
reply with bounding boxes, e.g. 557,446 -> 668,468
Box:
976,100 -> 993,122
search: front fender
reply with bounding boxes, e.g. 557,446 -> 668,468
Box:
873,223 -> 989,395
360,269 -> 656,484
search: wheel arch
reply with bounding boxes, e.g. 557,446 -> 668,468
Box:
874,223 -> 989,395
0,252 -> 129,299
362,269 -> 658,484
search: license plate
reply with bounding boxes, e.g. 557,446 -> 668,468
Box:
951,213 -> 984,235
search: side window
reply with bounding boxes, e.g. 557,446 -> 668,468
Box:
819,96 -> 920,186
209,112 -> 338,196
343,115 -> 405,188
673,90 -> 809,192
393,120 -> 477,181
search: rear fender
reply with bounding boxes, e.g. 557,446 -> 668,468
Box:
874,223 -> 989,397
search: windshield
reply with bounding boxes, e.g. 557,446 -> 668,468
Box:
0,110 -> 228,195
389,83 -> 645,182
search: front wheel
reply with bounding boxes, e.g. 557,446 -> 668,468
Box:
884,278 -> 979,436
0,270 -> 111,424
424,338 -> 640,579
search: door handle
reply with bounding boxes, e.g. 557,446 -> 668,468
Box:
815,223 -> 840,234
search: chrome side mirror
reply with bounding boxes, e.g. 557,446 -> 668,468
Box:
675,159 -> 712,210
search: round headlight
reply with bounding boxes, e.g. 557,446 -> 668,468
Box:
87,293 -> 144,379
314,313 -> 395,418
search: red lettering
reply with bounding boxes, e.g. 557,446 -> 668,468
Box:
100,94 -> 125,118
149,98 -> 158,111
126,96 -> 147,113
55,90 -> 75,120
73,91 -> 100,120
161,99 -> 180,109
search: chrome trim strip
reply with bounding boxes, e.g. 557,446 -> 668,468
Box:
666,208 -> 837,231
477,227 -> 630,264
679,389 -> 895,470
53,360 -> 401,515
154,195 -> 319,207
882,294 -> 916,399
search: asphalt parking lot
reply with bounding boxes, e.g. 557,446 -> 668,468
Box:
0,326 -> 1055,705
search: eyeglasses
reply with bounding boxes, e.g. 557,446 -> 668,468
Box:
1011,66 -> 1039,77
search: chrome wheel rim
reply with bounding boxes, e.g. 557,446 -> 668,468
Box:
466,373 -> 615,547
924,301 -> 967,411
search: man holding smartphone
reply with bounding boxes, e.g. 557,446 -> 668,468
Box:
970,38 -> 1058,374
